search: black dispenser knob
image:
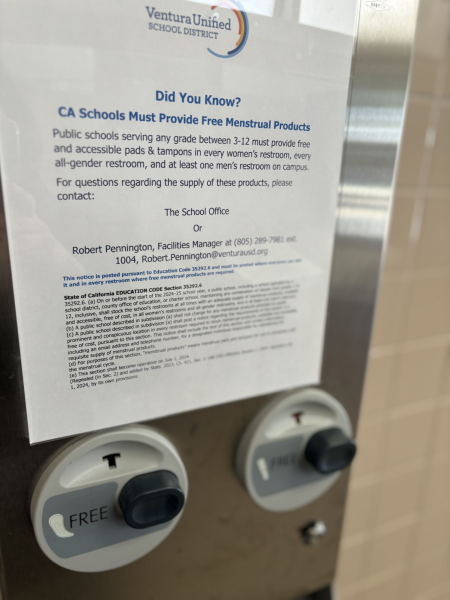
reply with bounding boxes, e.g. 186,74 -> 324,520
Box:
119,470 -> 185,529
305,427 -> 357,474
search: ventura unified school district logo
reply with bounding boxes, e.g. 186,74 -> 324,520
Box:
146,1 -> 249,59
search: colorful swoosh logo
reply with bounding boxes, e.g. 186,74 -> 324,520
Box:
208,1 -> 249,59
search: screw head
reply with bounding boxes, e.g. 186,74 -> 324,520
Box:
301,520 -> 327,545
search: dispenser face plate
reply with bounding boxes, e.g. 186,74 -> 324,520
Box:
236,389 -> 353,511
31,426 -> 188,572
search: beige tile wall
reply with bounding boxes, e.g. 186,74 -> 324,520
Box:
336,0 -> 450,598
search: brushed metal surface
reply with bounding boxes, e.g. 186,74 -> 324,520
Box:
0,1 -> 418,598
